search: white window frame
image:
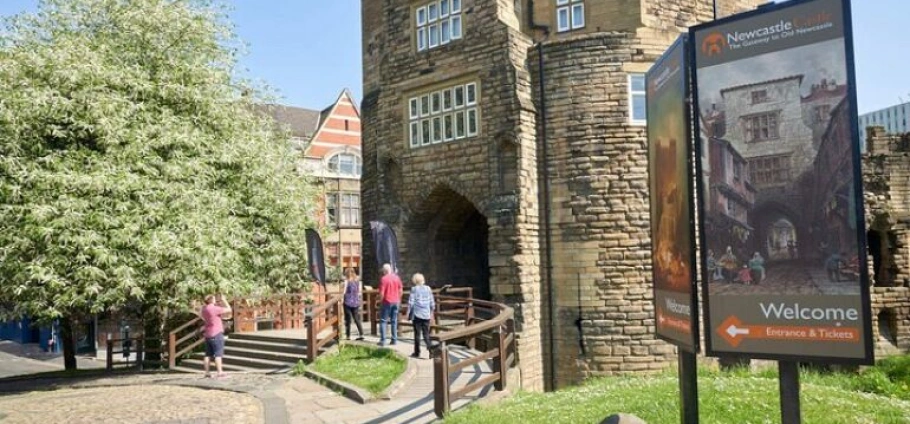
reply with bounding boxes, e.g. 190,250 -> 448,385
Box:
408,81 -> 480,149
466,83 -> 477,106
451,15 -> 462,40
467,108 -> 478,137
409,97 -> 419,120
628,73 -> 647,126
444,114 -> 454,141
327,153 -> 363,177
415,0 -> 463,52
557,0 -> 585,33
410,122 -> 420,147
441,19 -> 451,45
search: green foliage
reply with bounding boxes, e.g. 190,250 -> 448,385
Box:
878,354 -> 910,383
309,345 -> 407,395
290,359 -> 307,377
0,0 -> 317,324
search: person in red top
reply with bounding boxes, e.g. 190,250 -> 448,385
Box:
378,263 -> 403,346
200,294 -> 232,378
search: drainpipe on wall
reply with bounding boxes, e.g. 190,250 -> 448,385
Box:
528,0 -> 556,392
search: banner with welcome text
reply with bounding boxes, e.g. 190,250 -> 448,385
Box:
691,0 -> 873,363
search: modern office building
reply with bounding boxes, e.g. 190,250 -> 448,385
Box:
859,101 -> 910,135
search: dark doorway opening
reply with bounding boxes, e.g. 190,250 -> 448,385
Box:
410,186 -> 490,300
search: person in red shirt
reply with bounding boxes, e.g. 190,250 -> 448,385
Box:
378,263 -> 403,346
200,294 -> 232,378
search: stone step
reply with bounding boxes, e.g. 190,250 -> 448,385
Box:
228,332 -> 305,345
223,345 -> 306,364
225,338 -> 307,355
183,351 -> 297,371
175,359 -> 259,373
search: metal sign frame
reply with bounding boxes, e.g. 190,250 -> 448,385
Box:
690,0 -> 874,364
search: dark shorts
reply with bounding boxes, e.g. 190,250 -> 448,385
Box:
205,333 -> 225,358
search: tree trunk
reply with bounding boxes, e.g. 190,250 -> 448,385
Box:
142,305 -> 166,368
60,317 -> 78,371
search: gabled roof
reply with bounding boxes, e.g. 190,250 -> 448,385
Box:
305,89 -> 361,160
254,103 -> 322,139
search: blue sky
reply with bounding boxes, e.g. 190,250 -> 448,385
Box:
0,1 -> 906,114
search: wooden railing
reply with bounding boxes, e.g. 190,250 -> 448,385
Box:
231,294 -> 308,333
431,296 -> 516,418
364,286 -> 474,336
167,316 -> 203,369
105,336 -> 157,371
305,293 -> 344,363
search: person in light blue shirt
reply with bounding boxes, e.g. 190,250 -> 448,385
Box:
408,273 -> 435,359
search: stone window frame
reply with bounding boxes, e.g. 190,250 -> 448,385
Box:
327,192 -> 361,228
327,152 -> 363,177
749,153 -> 791,187
628,73 -> 647,126
743,111 -> 781,142
415,0 -> 463,53
408,80 -> 480,149
726,197 -> 739,219
750,89 -> 768,104
732,158 -> 743,182
556,0 -> 585,33
813,104 -> 831,124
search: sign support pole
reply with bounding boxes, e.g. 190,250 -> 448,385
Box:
678,350 -> 699,424
779,361 -> 801,424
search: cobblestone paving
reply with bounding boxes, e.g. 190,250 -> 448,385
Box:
0,385 -> 262,424
0,335 -> 501,424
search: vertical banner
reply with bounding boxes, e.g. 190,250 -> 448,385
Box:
691,0 -> 873,362
647,35 -> 700,352
370,220 -> 400,274
305,228 -> 326,285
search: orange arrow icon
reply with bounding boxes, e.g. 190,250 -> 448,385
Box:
658,308 -> 692,334
717,315 -> 861,348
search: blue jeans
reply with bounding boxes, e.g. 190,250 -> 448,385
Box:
379,302 -> 399,343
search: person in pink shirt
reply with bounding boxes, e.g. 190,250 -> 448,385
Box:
377,263 -> 403,346
200,294 -> 232,378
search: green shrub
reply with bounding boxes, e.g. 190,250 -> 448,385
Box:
290,360 -> 307,376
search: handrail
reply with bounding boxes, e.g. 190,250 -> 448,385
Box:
432,297 -> 513,343
430,295 -> 516,418
305,293 -> 343,363
168,316 -> 203,369
171,316 -> 201,336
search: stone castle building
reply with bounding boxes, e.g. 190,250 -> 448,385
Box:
360,0 -> 765,390
864,127 -> 910,358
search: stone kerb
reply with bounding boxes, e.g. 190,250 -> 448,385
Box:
301,341 -> 417,404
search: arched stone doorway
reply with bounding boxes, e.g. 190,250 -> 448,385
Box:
767,218 -> 798,261
407,186 -> 490,300
751,202 -> 804,263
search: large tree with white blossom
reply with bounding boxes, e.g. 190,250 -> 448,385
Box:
0,0 -> 317,369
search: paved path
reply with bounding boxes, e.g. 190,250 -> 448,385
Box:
0,336 -> 498,424
0,341 -> 104,379
280,334 -> 494,424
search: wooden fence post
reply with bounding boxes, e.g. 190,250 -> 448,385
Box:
335,297 -> 344,343
493,325 -> 507,391
465,301 -> 475,349
136,339 -> 144,371
433,342 -> 450,418
168,331 -> 176,368
305,315 -> 316,363
106,334 -> 113,372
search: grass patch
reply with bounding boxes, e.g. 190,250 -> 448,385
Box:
445,359 -> 910,424
309,344 -> 407,395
